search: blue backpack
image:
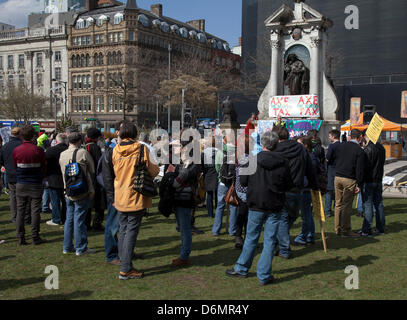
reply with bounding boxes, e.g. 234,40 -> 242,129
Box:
65,149 -> 89,197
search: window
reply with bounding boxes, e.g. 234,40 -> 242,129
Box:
97,15 -> 107,26
109,96 -> 113,111
55,51 -> 61,62
37,53 -> 43,67
73,76 -> 77,89
108,74 -> 113,88
36,73 -> 42,87
0,56 -> 3,69
83,75 -> 87,89
55,67 -> 61,81
73,37 -> 78,46
99,34 -> 104,44
78,75 -> 82,89
114,96 -> 119,112
82,36 -> 86,45
73,97 -> 77,112
87,36 -> 91,45
8,55 -> 13,69
18,54 -> 25,69
129,31 -> 135,41
87,75 -> 91,89
86,54 -> 91,67
96,96 -> 104,112
18,74 -> 25,87
99,53 -> 104,65
81,55 -> 85,67
0,75 -> 3,91
109,33 -> 113,43
78,96 -> 83,112
8,75 -> 14,87
76,19 -> 85,29
119,32 -> 123,42
87,96 -> 92,112
94,53 -> 99,66
114,13 -> 124,25
114,33 -> 118,43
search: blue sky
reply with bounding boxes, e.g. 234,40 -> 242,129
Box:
0,0 -> 242,47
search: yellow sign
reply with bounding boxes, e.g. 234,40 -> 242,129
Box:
366,113 -> 385,144
311,190 -> 325,223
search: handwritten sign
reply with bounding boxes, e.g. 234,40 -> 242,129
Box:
269,95 -> 320,118
366,113 -> 385,144
286,120 -> 323,139
257,120 -> 274,135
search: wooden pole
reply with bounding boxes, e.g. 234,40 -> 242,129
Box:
320,220 -> 327,253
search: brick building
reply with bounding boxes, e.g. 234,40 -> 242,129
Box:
68,0 -> 241,132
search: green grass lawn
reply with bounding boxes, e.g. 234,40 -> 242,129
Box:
0,194 -> 406,300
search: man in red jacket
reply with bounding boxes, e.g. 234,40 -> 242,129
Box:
13,125 -> 47,245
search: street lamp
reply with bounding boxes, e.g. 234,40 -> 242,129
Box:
168,43 -> 172,132
154,94 -> 162,130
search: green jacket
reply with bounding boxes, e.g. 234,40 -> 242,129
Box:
37,133 -> 48,149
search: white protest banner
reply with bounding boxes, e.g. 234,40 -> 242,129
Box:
269,95 -> 320,118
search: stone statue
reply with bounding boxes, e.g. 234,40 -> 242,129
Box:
284,53 -> 310,95
221,96 -> 238,123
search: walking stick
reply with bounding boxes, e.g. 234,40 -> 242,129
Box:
320,220 -> 328,253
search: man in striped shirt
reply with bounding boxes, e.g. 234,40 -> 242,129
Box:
13,125 -> 47,245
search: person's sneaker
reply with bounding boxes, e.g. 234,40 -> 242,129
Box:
171,258 -> 189,267
360,232 -> 373,237
373,229 -> 385,236
107,259 -> 121,265
278,253 -> 291,259
18,238 -> 28,246
63,249 -> 75,254
76,248 -> 97,256
33,238 -> 47,246
119,269 -> 144,280
259,276 -> 276,286
0,240 -> 5,244
46,220 -> 59,226
225,269 -> 248,278
4,189 -> 9,195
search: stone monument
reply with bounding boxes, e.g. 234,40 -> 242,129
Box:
257,0 -> 340,143
219,96 -> 240,130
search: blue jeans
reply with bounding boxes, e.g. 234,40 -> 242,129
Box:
105,201 -> 120,262
63,196 -> 90,254
42,188 -> 51,212
295,190 -> 315,244
49,188 -> 63,224
234,209 -> 281,284
277,193 -> 301,257
212,183 -> 238,235
357,192 -> 364,214
362,183 -> 385,234
324,190 -> 335,216
206,190 -> 217,218
175,207 -> 192,260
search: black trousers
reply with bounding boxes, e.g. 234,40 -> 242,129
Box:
16,184 -> 43,240
235,200 -> 249,238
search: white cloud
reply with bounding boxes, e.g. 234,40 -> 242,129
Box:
0,0 -> 43,28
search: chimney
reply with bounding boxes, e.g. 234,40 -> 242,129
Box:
186,19 -> 205,32
86,0 -> 98,11
151,4 -> 163,17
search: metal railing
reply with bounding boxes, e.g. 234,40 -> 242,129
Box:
0,25 -> 66,42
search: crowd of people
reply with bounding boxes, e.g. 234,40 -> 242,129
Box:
0,116 -> 387,284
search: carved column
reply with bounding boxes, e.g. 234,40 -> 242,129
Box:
310,37 -> 321,95
270,39 -> 281,97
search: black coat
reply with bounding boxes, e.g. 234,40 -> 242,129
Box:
241,151 -> 293,213
173,162 -> 199,209
201,148 -> 218,192
273,140 -> 315,192
45,143 -> 68,189
85,141 -> 106,210
335,141 -> 365,187
102,146 -> 115,204
0,136 -> 22,184
364,141 -> 386,183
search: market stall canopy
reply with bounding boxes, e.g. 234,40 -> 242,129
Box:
341,113 -> 407,132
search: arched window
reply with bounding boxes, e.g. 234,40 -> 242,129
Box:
117,51 -> 122,64
76,18 -> 84,29
71,56 -> 76,68
87,75 -> 92,89
78,75 -> 82,89
94,53 -> 99,66
127,71 -> 134,88
113,52 -> 117,64
99,53 -> 104,65
97,15 -> 108,26
107,52 -> 112,65
81,55 -> 85,67
86,17 -> 94,28
73,76 -> 77,89
100,74 -> 104,87
86,54 -> 91,67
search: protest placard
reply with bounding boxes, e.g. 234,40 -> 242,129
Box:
365,113 -> 385,144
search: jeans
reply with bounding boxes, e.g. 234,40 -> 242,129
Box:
212,183 -> 238,235
16,184 -> 43,240
206,190 -> 217,218
118,211 -> 144,273
362,183 -> 385,234
277,193 -> 301,257
105,201 -> 120,262
324,190 -> 335,216
42,188 -> 51,212
295,190 -> 315,244
175,207 -> 192,260
64,196 -> 90,254
357,192 -> 364,214
234,209 -> 281,284
49,188 -> 65,224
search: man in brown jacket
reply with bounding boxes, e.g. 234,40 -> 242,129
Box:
113,122 -> 159,280
59,132 -> 96,256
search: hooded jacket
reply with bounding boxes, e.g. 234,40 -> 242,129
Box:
273,140 -> 314,192
0,136 -> 22,184
240,151 -> 293,213
112,139 -> 159,213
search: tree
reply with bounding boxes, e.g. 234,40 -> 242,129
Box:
157,74 -> 218,125
0,84 -> 49,124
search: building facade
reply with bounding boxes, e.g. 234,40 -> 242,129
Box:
242,0 -> 407,123
68,0 -> 241,131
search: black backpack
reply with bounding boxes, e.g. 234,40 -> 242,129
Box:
64,149 -> 89,197
158,172 -> 177,218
